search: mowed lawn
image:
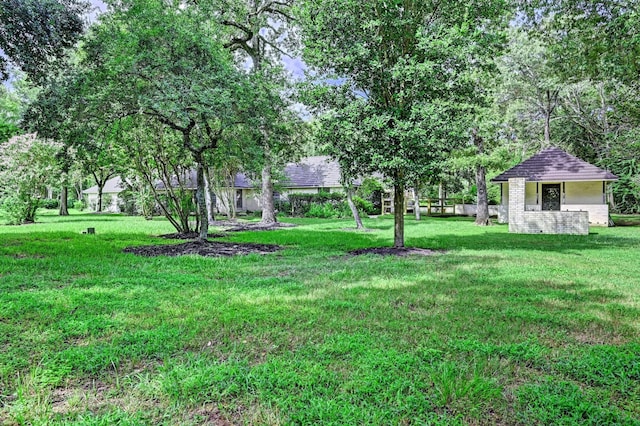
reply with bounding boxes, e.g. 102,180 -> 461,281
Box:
1,211 -> 639,425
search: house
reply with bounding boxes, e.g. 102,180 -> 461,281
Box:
239,155 -> 352,212
83,156 -> 351,214
491,147 -> 618,235
83,177 -> 126,213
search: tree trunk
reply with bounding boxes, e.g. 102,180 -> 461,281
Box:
59,186 -> 69,216
203,167 -> 216,224
195,161 -> 209,241
475,164 -> 491,226
413,185 -> 421,221
260,158 -> 277,225
346,185 -> 364,230
97,185 -> 103,212
471,129 -> 491,226
393,182 -> 405,248
544,111 -> 551,146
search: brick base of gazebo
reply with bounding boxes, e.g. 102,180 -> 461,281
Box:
508,178 -> 589,235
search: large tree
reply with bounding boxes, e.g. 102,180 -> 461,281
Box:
297,0 -> 508,247
82,0 -> 255,240
210,0 -> 297,225
0,0 -> 89,82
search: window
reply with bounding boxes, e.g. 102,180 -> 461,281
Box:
318,187 -> 331,194
236,189 -> 243,209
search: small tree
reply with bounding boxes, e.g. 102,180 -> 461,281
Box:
0,134 -> 62,224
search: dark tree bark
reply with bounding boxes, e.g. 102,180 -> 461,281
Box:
59,185 -> 69,216
472,129 -> 491,226
97,184 -> 103,212
393,182 -> 405,248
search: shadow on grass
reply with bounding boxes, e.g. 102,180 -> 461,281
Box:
408,232 -> 639,253
226,225 -> 639,254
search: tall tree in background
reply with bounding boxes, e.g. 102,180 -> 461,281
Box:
498,30 -> 563,148
0,0 -> 89,82
297,0 -> 508,247
210,0 -> 296,226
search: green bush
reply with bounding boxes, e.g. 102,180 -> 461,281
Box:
2,195 -> 39,224
352,196 -> 376,215
307,202 -> 339,218
274,200 -> 292,216
288,192 -> 345,216
73,200 -> 86,211
41,198 -> 59,209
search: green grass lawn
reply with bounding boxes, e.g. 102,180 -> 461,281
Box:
1,210 -> 639,425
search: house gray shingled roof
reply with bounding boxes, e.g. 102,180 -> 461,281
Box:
491,147 -> 618,183
152,156 -> 346,191
83,177 -> 125,194
280,156 -> 344,187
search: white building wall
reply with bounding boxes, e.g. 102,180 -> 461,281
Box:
85,193 -> 121,213
524,182 -> 539,207
564,181 -> 604,205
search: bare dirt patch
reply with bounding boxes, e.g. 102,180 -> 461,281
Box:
348,247 -> 446,257
124,241 -> 282,258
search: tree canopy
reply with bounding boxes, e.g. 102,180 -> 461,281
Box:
297,0 -> 509,247
0,0 -> 89,82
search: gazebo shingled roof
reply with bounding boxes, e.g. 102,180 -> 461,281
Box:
491,147 -> 618,183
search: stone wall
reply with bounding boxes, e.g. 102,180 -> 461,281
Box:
508,178 -> 589,235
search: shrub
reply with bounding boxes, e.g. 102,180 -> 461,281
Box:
307,202 -> 339,218
73,200 -> 86,211
274,200 -> 292,216
2,195 -> 39,225
288,192 -> 345,217
41,198 -> 59,209
352,196 -> 376,215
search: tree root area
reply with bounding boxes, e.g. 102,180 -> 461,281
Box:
123,241 -> 283,258
159,232 -> 227,239
348,247 -> 445,257
159,223 -> 296,240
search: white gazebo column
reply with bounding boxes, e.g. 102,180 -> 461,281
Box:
508,177 -> 526,233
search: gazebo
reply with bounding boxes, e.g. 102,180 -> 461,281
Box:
491,147 -> 618,235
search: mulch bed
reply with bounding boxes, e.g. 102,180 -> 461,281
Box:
159,232 -> 227,239
348,247 -> 446,257
123,241 -> 282,258
223,222 -> 297,232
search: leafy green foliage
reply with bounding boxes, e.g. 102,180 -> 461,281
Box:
297,0 -> 510,245
0,134 -> 62,224
287,192 -> 344,216
0,0 -> 89,82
